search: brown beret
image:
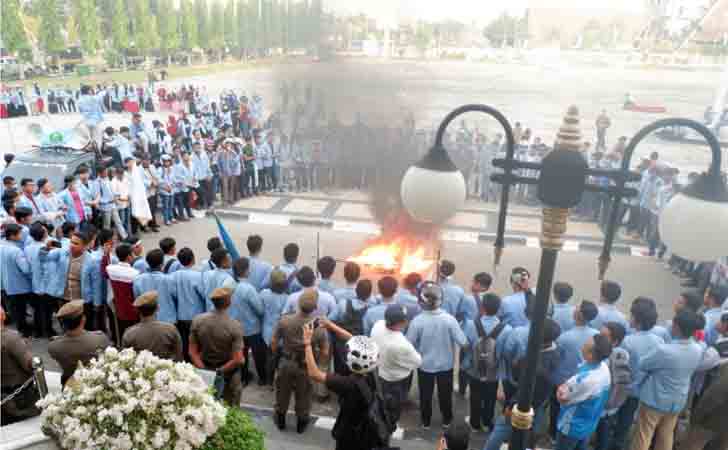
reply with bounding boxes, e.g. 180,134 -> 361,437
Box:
133,290 -> 159,308
57,300 -> 84,319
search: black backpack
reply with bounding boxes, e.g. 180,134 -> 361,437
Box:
473,319 -> 506,382
340,299 -> 368,336
351,375 -> 396,449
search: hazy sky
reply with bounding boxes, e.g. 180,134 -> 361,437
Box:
325,0 -> 647,24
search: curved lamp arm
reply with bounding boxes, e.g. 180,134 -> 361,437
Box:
431,104 -> 516,265
599,118 -> 725,278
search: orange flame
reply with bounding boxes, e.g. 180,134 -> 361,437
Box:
348,237 -> 434,275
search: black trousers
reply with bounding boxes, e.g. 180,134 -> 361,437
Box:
417,369 -> 453,427
147,195 -> 159,227
243,333 -> 269,385
380,376 -> 410,426
469,376 -> 498,429
8,294 -> 31,337
177,320 -> 192,362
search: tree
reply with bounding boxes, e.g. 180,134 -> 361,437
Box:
235,0 -> 247,53
180,0 -> 198,49
209,0 -> 225,53
157,0 -> 180,63
38,0 -> 65,55
77,0 -> 101,54
132,0 -> 158,54
195,0 -> 209,50
250,0 -> 261,50
1,0 -> 29,54
110,0 -> 130,52
224,0 -> 237,48
483,13 -> 519,47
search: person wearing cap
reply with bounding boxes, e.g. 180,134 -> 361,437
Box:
271,289 -> 329,433
48,300 -> 110,385
406,282 -> 467,429
132,249 -> 176,324
189,287 -> 245,406
122,291 -> 183,361
0,224 -> 33,337
370,303 -> 422,427
498,267 -> 531,328
1,306 -> 40,424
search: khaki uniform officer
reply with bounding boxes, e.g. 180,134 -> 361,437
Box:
189,287 -> 245,406
271,289 -> 329,433
1,307 -> 40,425
48,300 -> 111,386
122,291 -> 183,361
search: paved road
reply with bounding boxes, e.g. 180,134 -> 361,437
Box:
18,209 -> 681,450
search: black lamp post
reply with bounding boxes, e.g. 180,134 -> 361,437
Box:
401,103 -> 728,450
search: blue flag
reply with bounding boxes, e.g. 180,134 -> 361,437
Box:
213,213 -> 240,261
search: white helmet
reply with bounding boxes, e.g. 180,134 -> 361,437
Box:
345,336 -> 379,374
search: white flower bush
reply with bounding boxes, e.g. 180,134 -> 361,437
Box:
37,347 -> 227,450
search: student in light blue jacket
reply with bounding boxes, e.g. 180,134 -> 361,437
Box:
631,310 -> 703,450
591,280 -> 629,331
363,276 -> 399,336
551,281 -> 576,333
132,249 -> 176,324
1,224 -> 33,336
87,229 -> 116,333
438,260 -> 466,319
461,293 -> 512,431
201,248 -> 236,299
169,247 -> 206,361
226,257 -> 268,385
24,223 -> 51,336
611,297 -> 665,450
316,256 -> 337,294
406,282 -> 467,429
260,269 -> 290,347
246,235 -> 272,292
38,231 -> 95,322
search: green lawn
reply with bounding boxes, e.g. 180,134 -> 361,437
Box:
16,60 -> 273,89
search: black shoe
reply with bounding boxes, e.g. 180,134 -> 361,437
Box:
296,416 -> 310,434
275,412 -> 286,431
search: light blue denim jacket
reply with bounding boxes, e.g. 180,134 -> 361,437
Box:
406,309 -> 467,373
133,271 -> 176,323
260,289 -> 289,345
635,339 -> 702,413
169,268 -> 206,321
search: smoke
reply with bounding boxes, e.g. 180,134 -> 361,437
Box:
269,58 -> 438,236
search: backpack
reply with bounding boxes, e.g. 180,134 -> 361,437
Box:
350,375 -> 396,449
606,347 -> 632,411
473,319 -> 506,382
163,258 -> 177,273
340,299 -> 368,336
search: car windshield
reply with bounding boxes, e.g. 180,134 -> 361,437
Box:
2,159 -> 72,192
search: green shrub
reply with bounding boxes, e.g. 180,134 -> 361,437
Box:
200,407 -> 265,450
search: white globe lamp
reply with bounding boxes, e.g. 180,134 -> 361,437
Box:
400,144 -> 466,224
660,171 -> 728,262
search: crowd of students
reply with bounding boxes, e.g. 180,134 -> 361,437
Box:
2,218 -> 727,449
